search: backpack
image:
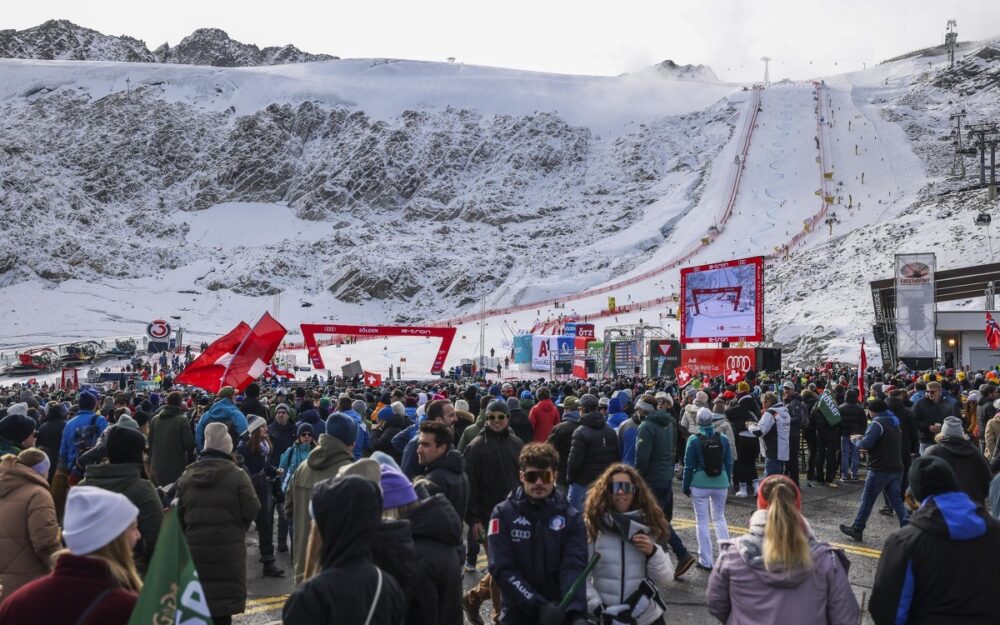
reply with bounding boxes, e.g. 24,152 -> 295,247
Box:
697,433 -> 724,477
788,399 -> 810,432
73,414 -> 101,461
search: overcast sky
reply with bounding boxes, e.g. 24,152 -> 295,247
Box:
7,1 -> 1000,81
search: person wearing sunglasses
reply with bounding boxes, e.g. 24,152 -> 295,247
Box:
582,464 -> 674,625
463,400 -> 524,625
279,422 -> 316,496
487,442 -> 588,625
914,381 -> 962,456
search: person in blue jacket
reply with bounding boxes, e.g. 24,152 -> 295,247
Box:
487,442 -> 588,625
58,389 -> 109,480
195,386 -> 249,450
400,400 -> 457,479
338,397 -> 370,460
605,394 -> 629,430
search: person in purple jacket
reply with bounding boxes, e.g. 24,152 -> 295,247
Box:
706,475 -> 859,625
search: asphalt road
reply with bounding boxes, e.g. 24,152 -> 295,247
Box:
235,476 -> 893,624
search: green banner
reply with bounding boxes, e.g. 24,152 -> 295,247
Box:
817,389 -> 842,427
128,507 -> 211,625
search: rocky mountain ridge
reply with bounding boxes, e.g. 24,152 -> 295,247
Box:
0,20 -> 335,66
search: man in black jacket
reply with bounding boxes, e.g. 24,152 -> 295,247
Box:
913,381 -> 960,455
238,383 -> 270,421
404,493 -> 464,625
923,416 -> 992,504
811,383 -> 842,486
546,396 -> 581,492
869,456 -> 1000,625
416,420 -> 469,519
488,442 -> 587,625
782,382 -> 807,487
881,390 -> 919,516
837,389 -> 867,481
565,394 -> 618,511
840,399 -> 909,541
463,399 -> 523,625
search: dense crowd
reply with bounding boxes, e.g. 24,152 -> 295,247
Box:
1,363 -> 1000,624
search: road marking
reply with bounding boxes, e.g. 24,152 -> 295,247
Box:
670,517 -> 882,559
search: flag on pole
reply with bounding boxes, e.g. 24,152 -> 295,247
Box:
987,312 -> 1000,350
127,507 -> 210,625
220,312 -> 287,392
725,368 -> 745,385
674,366 -> 693,387
364,371 -> 383,387
858,337 -> 868,399
817,388 -> 842,426
175,322 -> 252,393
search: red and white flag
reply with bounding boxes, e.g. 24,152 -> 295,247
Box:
219,312 -> 287,392
674,366 -> 693,387
175,322 -> 252,392
725,368 -> 745,385
363,371 -> 383,387
263,362 -> 295,380
987,312 -> 1000,350
858,337 -> 868,400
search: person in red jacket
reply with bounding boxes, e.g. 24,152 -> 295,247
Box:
0,486 -> 142,625
528,387 -> 560,443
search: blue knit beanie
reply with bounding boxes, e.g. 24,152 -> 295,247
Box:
325,412 -> 357,446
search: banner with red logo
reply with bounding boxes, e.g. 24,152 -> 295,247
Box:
681,348 -> 756,379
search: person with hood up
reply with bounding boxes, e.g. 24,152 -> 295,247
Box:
193,386 -> 249,451
341,397 -> 371,460
147,390 -> 195,487
176,422 -> 260,625
528,387 -> 561,443
679,391 -> 710,436
518,389 -> 535,414
710,399 -> 738,461
683,408 -> 734,570
547,395 -> 581,491
0,486 -> 143,625
507,396 -> 534,443
287,412 -> 357,583
634,394 -> 696,579
583,464 -> 675,625
922,415 -> 992,504
752,392 -> 791,477
0,448 -> 60,601
870,456 -> 1000,625
727,389 -> 761,497
706,475 -> 859,625
282,475 -> 406,625
606,394 -> 630,429
78,426 -> 163,574
838,399 -> 909,542
566,394 -> 619,511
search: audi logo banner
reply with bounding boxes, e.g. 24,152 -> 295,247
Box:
681,348 -> 756,378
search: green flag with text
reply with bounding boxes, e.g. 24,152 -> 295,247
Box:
817,388 -> 842,427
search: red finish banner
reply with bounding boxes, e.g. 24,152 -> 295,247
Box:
681,348 -> 756,379
300,324 -> 457,375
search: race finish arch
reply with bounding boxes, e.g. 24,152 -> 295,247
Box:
300,324 -> 457,375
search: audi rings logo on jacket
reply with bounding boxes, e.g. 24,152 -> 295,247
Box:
510,529 -> 532,541
726,355 -> 752,371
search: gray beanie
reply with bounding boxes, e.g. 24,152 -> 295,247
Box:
352,400 -> 368,415
507,397 -> 520,412
940,416 -> 967,440
486,399 -> 509,416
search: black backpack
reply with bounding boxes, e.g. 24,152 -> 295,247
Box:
73,414 -> 101,463
697,432 -> 724,477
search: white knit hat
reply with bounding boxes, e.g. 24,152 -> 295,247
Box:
696,407 -> 714,426
246,415 -> 266,435
6,402 -> 28,417
204,422 -> 233,454
940,416 -> 967,440
63,486 -> 138,555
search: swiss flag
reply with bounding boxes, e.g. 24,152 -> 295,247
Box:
674,366 -> 693,387
220,312 -> 287,392
364,371 -> 383,387
725,368 -> 744,384
263,362 -> 295,379
175,322 -> 252,392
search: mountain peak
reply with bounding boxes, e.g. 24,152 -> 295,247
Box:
651,60 -> 719,82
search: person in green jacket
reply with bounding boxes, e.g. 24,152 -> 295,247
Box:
286,413 -> 357,583
682,408 -> 734,570
634,394 -> 696,578
79,426 -> 163,574
458,404 -> 489,452
147,391 -> 195,487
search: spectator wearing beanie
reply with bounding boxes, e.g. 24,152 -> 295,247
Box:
148,390 -> 195,487
80,427 -> 162,574
0,448 -> 60,601
36,402 -> 68,482
176,422 -> 260,624
0,486 -> 142,625
0,411 -> 36,455
373,465 -> 418,603
870,456 -> 1000,625
372,404 -> 409,463
922,416 -> 992,504
286,413 -> 357,583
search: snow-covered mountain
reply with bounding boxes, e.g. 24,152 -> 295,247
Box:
0,20 -> 335,66
1,32 -> 998,370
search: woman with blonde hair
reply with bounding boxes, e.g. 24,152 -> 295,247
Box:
0,486 -> 142,624
584,464 -> 674,625
706,475 -> 859,625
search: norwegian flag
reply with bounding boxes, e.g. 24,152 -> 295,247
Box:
725,368 -> 745,385
987,312 -> 1000,350
175,322 -> 252,392
858,337 -> 868,400
363,371 -> 383,387
674,366 -> 693,387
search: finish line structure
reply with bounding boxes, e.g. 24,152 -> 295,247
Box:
300,324 -> 457,374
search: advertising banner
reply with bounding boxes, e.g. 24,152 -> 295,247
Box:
513,335 -> 533,364
563,322 -> 577,336
576,323 -> 595,339
680,347 -> 756,378
680,256 -> 764,344
648,340 -> 681,377
894,253 -> 936,358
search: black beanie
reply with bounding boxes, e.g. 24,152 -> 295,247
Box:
908,456 -> 959,502
78,391 -> 98,412
866,399 -> 889,413
107,426 -> 146,465
245,383 -> 261,398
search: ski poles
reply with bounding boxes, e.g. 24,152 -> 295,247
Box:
559,552 -> 601,610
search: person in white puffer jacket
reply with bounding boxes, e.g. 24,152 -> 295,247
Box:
584,464 -> 675,625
